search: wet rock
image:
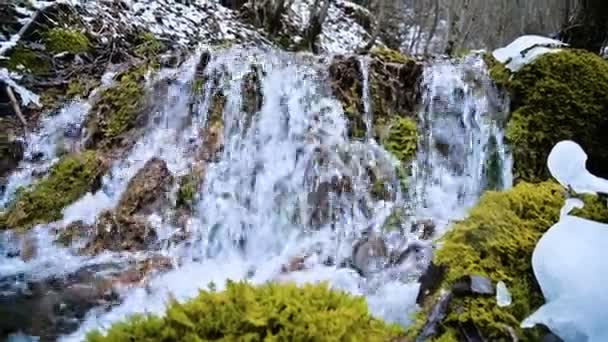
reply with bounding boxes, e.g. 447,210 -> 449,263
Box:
112,255 -> 173,288
84,211 -> 157,254
0,117 -> 24,186
19,235 -> 37,262
54,220 -> 95,247
415,262 -> 446,305
417,291 -> 454,342
452,275 -> 495,297
351,232 -> 388,276
117,157 -> 173,216
0,266 -> 119,340
411,219 -> 436,240
281,255 -> 307,274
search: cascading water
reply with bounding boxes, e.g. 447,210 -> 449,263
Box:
410,54 -> 512,234
0,48 -> 512,341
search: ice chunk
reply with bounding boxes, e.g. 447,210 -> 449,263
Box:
496,281 -> 511,307
547,140 -> 608,195
522,140 -> 608,341
492,35 -> 567,72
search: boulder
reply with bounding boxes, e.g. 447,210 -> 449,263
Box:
84,210 -> 157,254
117,157 -> 173,216
351,231 -> 388,276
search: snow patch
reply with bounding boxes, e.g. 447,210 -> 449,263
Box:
492,35 -> 567,72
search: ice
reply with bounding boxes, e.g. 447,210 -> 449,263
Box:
522,140 -> 608,341
496,281 -> 512,307
0,68 -> 41,106
492,35 -> 567,72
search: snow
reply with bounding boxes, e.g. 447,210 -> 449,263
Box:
0,68 -> 41,106
547,140 -> 608,195
522,140 -> 608,341
492,35 -> 567,72
496,281 -> 512,307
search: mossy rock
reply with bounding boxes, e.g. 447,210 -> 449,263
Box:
176,173 -> 200,210
134,32 -> 166,59
382,117 -> 418,164
86,281 -> 403,342
85,65 -> 148,147
407,181 -> 608,340
1,151 -> 107,230
506,50 -> 608,182
44,27 -> 91,54
370,47 -> 413,65
328,52 -> 422,140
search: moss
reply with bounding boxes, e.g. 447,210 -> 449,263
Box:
1,151 -> 106,230
407,181 -> 608,340
86,281 -> 403,342
382,117 -> 418,164
88,65 -> 147,144
371,47 -> 413,64
506,50 -> 608,182
176,173 -> 199,210
4,45 -> 51,74
44,27 -> 90,54
67,78 -> 99,99
482,53 -> 511,89
482,134 -> 503,191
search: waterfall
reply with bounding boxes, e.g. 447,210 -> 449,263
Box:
409,54 -> 512,234
0,48 -> 512,341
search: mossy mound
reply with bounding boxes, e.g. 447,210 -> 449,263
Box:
86,281 -> 403,342
370,47 -> 413,65
44,27 -> 91,54
407,181 -> 608,340
1,151 -> 107,230
505,50 -> 608,182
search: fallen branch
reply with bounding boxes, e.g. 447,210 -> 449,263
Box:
5,85 -> 29,132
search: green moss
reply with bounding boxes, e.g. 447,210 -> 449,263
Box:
382,117 -> 418,164
44,28 -> 90,55
67,78 -> 99,99
371,47 -> 412,64
407,181 -> 608,340
482,53 -> 511,89
86,281 -> 403,342
5,46 -> 50,74
1,151 -> 106,230
506,50 -> 608,182
176,173 -> 199,210
88,65 -> 147,144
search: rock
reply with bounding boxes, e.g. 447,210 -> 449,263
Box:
117,157 -> 173,216
415,262 -> 446,305
416,291 -> 454,342
452,275 -> 495,297
112,255 -> 173,288
281,255 -> 307,274
351,232 -> 388,276
0,117 -> 24,186
54,220 -> 94,247
19,235 -> 37,262
84,211 -> 157,254
411,219 -> 436,240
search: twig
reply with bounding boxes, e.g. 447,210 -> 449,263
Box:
5,85 -> 29,132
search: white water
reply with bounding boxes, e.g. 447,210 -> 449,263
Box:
410,54 -> 512,234
359,56 -> 373,141
0,48 -> 512,340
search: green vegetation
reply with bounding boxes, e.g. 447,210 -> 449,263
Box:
1,151 -> 106,230
44,27 -> 91,54
4,45 -> 50,74
134,32 -> 165,58
86,281 -> 403,342
482,53 -> 511,89
87,65 -> 147,145
505,50 -> 608,182
371,47 -> 413,64
382,117 -> 418,164
176,173 -> 199,210
407,181 -> 608,340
